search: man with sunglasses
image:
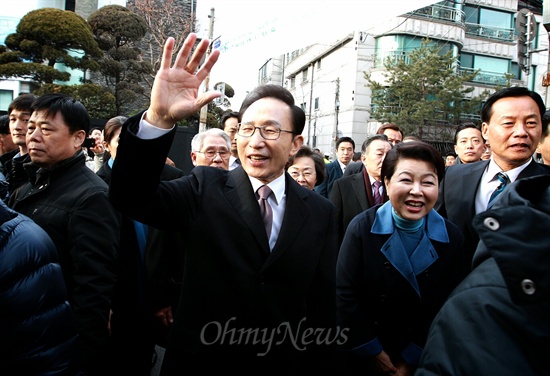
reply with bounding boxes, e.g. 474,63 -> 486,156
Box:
109,34 -> 339,374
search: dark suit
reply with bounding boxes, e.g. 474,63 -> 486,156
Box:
109,114 -> 339,374
343,160 -> 363,176
436,159 -> 550,263
97,161 -> 185,374
315,159 -> 344,198
330,169 -> 388,244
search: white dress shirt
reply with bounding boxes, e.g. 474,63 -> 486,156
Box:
475,158 -> 531,214
249,174 -> 286,251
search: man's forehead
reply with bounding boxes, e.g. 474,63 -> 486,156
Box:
203,135 -> 228,146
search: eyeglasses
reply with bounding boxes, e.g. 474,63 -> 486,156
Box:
195,149 -> 230,159
237,123 -> 294,140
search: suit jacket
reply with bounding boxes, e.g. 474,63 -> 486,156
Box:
98,160 -> 185,372
330,169 -> 388,244
109,113 -> 339,374
315,159 -> 344,198
343,160 -> 364,176
436,159 -> 550,264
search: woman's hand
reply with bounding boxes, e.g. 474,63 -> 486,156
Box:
371,350 -> 398,375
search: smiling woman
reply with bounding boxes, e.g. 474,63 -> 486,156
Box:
286,145 -> 326,190
336,141 -> 469,375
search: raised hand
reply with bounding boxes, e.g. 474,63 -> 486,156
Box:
146,33 -> 221,129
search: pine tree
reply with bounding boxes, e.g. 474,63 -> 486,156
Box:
366,38 -> 491,141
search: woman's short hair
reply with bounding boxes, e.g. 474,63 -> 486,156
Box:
381,141 -> 445,184
286,145 -> 326,186
103,116 -> 128,143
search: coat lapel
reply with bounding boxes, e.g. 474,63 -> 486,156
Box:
462,161 -> 489,235
224,168 -> 271,255
351,173 -> 369,210
265,176 -> 310,268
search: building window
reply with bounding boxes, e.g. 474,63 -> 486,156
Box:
0,90 -> 14,113
316,59 -> 322,70
314,97 -> 319,111
302,68 -> 308,83
510,62 -> 521,80
290,77 -> 296,88
464,5 -> 512,28
460,53 -> 510,85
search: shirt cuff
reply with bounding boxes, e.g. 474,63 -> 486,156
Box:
351,337 -> 383,357
137,111 -> 175,139
400,342 -> 423,366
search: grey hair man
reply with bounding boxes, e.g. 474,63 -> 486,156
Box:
190,127 -> 231,170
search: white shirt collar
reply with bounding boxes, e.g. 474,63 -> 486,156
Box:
337,160 -> 347,173
249,173 -> 286,205
484,158 -> 532,184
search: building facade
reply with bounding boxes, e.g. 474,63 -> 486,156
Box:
260,0 -> 548,156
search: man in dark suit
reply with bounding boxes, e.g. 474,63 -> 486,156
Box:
330,134 -> 392,243
343,123 -> 403,177
109,34 -> 340,374
437,86 -> 550,264
314,136 -> 355,198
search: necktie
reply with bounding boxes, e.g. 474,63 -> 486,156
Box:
373,181 -> 382,205
487,172 -> 509,208
257,185 -> 273,239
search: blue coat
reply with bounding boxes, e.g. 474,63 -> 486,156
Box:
337,203 -> 467,368
315,159 -> 344,198
0,200 -> 77,374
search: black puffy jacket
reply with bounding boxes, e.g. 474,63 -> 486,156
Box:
416,174 -> 550,376
0,200 -> 78,374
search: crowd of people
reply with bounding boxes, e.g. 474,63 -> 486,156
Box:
1,32 -> 549,376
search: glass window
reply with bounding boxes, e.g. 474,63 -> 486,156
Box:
475,55 -> 508,73
480,8 -> 511,28
510,62 -> 521,80
0,90 -> 14,113
463,5 -> 478,23
460,53 -> 474,69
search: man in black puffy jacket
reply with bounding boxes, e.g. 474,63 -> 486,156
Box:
0,200 -> 78,375
9,93 -> 120,375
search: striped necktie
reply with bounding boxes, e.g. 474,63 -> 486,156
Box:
373,181 -> 382,205
257,185 -> 273,239
487,172 -> 509,208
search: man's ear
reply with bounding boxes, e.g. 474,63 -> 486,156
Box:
190,151 -> 198,166
289,134 -> 304,156
74,130 -> 86,149
481,122 -> 489,140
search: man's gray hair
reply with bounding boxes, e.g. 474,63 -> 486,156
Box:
191,128 -> 231,152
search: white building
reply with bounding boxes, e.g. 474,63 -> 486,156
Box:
259,0 -> 549,156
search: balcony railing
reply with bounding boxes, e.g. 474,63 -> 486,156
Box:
409,4 -> 465,25
460,67 -> 509,85
373,51 -> 409,68
465,23 -> 515,42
